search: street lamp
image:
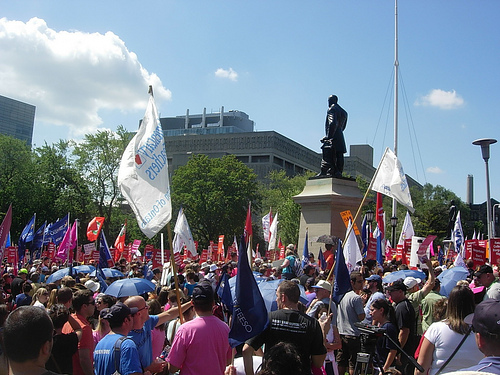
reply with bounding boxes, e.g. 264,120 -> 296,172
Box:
390,216 -> 398,248
493,203 -> 500,238
472,138 -> 497,242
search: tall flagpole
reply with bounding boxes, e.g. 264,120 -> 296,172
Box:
392,0 -> 399,219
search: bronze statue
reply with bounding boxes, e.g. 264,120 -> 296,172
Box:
446,200 -> 457,239
318,95 -> 348,177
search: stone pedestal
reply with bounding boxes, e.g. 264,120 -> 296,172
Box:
293,177 -> 365,256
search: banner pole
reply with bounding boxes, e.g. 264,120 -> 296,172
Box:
167,223 -> 184,324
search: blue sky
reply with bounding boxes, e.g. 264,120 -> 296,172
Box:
1,1 -> 499,205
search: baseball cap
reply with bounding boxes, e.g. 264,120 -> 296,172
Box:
403,277 -> 421,289
104,302 -> 138,325
465,299 -> 500,338
475,265 -> 493,277
386,280 -> 407,292
209,264 -> 218,272
84,280 -> 99,293
366,275 -> 382,282
19,268 -> 28,275
311,280 -> 332,292
192,281 -> 214,302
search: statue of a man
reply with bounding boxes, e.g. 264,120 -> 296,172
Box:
318,95 -> 348,177
446,200 -> 457,239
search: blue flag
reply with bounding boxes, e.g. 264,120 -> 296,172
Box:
45,214 -> 69,245
143,262 -> 154,281
377,231 -> 384,265
216,272 -> 233,310
99,231 -> 113,268
228,236 -> 269,348
95,266 -> 108,293
301,230 -> 309,269
361,215 -> 368,257
18,214 -> 36,260
332,239 -> 352,304
318,248 -> 327,271
32,221 -> 47,250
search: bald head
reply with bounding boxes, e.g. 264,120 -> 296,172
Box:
124,296 -> 148,329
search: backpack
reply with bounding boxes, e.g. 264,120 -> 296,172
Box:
292,257 -> 304,278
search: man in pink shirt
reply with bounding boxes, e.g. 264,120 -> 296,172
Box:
167,281 -> 233,374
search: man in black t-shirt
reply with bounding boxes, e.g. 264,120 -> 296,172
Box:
386,280 -> 417,375
242,281 -> 327,375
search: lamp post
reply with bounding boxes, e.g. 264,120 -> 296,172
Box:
391,216 -> 398,249
494,203 -> 500,238
366,210 -> 374,253
472,138 -> 497,242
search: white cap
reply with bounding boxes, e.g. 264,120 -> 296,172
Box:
84,280 -> 99,293
403,277 -> 421,289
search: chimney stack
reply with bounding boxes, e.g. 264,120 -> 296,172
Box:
466,174 -> 474,204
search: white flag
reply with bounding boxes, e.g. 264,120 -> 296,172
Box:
370,148 -> 414,213
344,219 -> 362,273
173,208 -> 197,257
453,252 -> 467,269
268,212 -> 279,250
451,211 -> 464,256
118,90 -> 171,238
398,211 -> 414,246
262,210 -> 272,242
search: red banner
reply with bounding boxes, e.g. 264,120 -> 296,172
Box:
404,239 -> 412,265
200,249 -> 208,263
366,236 -> 377,260
6,246 -> 16,263
465,240 -> 476,260
490,238 -> 500,266
47,243 -> 56,261
472,240 -> 487,266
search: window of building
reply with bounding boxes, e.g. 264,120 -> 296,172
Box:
252,155 -> 270,163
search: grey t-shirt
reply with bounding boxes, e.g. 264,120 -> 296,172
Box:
336,290 -> 365,336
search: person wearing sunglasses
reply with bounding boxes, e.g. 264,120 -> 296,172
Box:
61,289 -> 95,375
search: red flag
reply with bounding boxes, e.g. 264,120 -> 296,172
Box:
244,202 -> 252,244
278,237 -> 285,260
87,217 -> 105,241
0,204 -> 12,259
114,222 -> 127,261
376,193 -> 384,240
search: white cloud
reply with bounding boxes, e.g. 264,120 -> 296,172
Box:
415,89 -> 464,110
427,166 -> 444,174
215,67 -> 238,82
0,17 -> 171,138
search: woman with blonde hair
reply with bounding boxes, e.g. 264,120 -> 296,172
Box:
415,285 -> 483,375
30,287 -> 49,308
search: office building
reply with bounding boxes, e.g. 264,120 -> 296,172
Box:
0,95 -> 35,145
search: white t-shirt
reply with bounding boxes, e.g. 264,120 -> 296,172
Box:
424,321 -> 483,375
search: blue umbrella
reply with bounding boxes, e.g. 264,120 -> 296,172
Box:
257,279 -> 308,312
45,267 -> 76,284
104,278 -> 156,298
383,269 -> 426,284
73,265 -> 95,274
90,268 -> 124,278
228,276 -> 307,312
437,266 -> 469,297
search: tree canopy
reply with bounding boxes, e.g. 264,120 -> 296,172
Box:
171,154 -> 260,247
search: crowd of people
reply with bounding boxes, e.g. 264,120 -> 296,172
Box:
0,245 -> 499,375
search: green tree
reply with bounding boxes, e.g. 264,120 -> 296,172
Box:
71,126 -> 130,234
171,154 -> 260,248
259,170 -> 314,247
32,141 -> 92,224
0,134 -> 36,235
410,183 -> 469,242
